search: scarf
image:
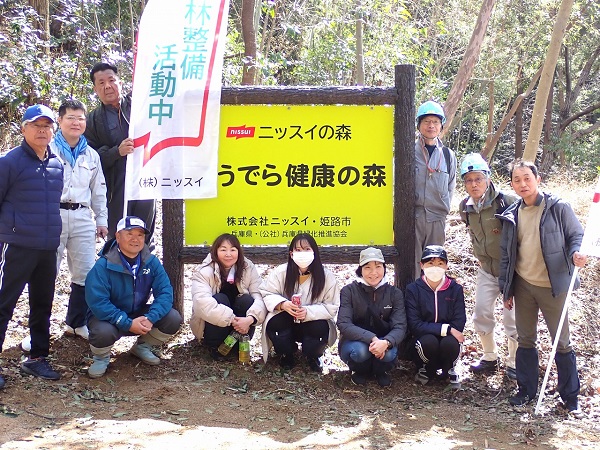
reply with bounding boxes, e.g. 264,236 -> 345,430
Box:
54,130 -> 88,167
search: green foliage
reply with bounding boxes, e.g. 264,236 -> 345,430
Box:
0,0 -> 597,176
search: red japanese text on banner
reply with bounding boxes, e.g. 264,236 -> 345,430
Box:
126,0 -> 230,200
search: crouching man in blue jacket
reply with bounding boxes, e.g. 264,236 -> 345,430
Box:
85,216 -> 182,378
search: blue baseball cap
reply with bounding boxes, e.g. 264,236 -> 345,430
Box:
421,245 -> 448,262
22,104 -> 55,124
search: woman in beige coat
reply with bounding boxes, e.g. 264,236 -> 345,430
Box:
260,233 -> 340,372
190,234 -> 266,360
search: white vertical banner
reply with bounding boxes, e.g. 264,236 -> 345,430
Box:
580,177 -> 600,258
126,0 -> 230,200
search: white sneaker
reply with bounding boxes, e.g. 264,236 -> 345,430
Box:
21,336 -> 31,352
65,325 -> 89,340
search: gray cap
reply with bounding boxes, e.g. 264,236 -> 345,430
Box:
359,247 -> 385,266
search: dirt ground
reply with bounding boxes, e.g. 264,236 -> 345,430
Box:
1,181 -> 600,449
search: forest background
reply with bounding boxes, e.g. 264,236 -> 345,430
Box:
0,0 -> 598,176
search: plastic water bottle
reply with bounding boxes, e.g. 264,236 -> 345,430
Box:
238,334 -> 251,364
217,331 -> 241,356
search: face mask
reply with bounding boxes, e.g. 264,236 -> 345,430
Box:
423,266 -> 445,282
292,251 -> 314,269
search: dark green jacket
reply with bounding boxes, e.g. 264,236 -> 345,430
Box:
459,182 -> 517,277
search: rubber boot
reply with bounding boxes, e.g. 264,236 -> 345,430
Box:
555,350 -> 580,404
88,345 -> 112,379
515,347 -> 539,398
131,337 -> 161,365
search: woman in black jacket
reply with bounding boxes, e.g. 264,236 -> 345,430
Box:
337,247 -> 407,387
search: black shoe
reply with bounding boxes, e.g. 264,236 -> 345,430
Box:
509,390 -> 534,406
376,372 -> 392,387
506,366 -> 517,380
350,372 -> 367,386
209,347 -> 226,361
470,359 -> 499,373
20,357 -> 61,380
279,353 -> 295,370
0,372 -> 5,389
307,356 -> 323,373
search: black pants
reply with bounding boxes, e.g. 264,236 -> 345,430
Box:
411,333 -> 460,377
266,312 -> 329,358
0,243 -> 57,358
203,293 -> 256,348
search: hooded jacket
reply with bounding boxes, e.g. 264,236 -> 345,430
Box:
85,239 -> 174,331
404,276 -> 466,338
459,181 -> 518,277
0,139 -> 63,250
497,192 -> 583,300
189,254 -> 266,341
337,279 -> 407,352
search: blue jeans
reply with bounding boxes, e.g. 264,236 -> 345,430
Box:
340,340 -> 398,365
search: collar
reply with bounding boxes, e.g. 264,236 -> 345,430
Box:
519,193 -> 544,208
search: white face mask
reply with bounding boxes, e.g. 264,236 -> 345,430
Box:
423,266 -> 445,282
292,251 -> 315,269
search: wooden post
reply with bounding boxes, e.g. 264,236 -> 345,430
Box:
162,199 -> 184,315
393,65 -> 416,290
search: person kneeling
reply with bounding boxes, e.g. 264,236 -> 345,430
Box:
85,216 -> 182,378
404,245 -> 466,389
337,248 -> 407,387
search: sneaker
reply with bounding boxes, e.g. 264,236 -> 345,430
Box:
469,358 -> 498,373
20,357 -> 61,380
509,390 -> 534,406
130,342 -> 161,365
88,355 -> 110,379
279,353 -> 295,370
376,372 -> 392,387
506,366 -> 517,380
307,356 -> 323,373
21,336 -> 31,352
65,325 -> 89,340
350,372 -> 367,386
448,368 -> 461,389
414,367 -> 430,385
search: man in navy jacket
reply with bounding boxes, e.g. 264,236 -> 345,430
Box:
0,104 -> 64,388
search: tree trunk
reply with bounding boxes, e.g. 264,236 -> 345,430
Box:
355,3 -> 365,86
481,66 -> 543,159
241,0 -> 258,85
28,0 -> 50,55
522,0 -> 575,161
441,0 -> 496,137
484,80 -> 494,149
515,65 -> 524,159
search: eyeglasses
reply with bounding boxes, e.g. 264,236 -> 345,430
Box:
421,120 -> 442,126
63,116 -> 86,122
28,123 -> 54,131
464,176 -> 486,185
